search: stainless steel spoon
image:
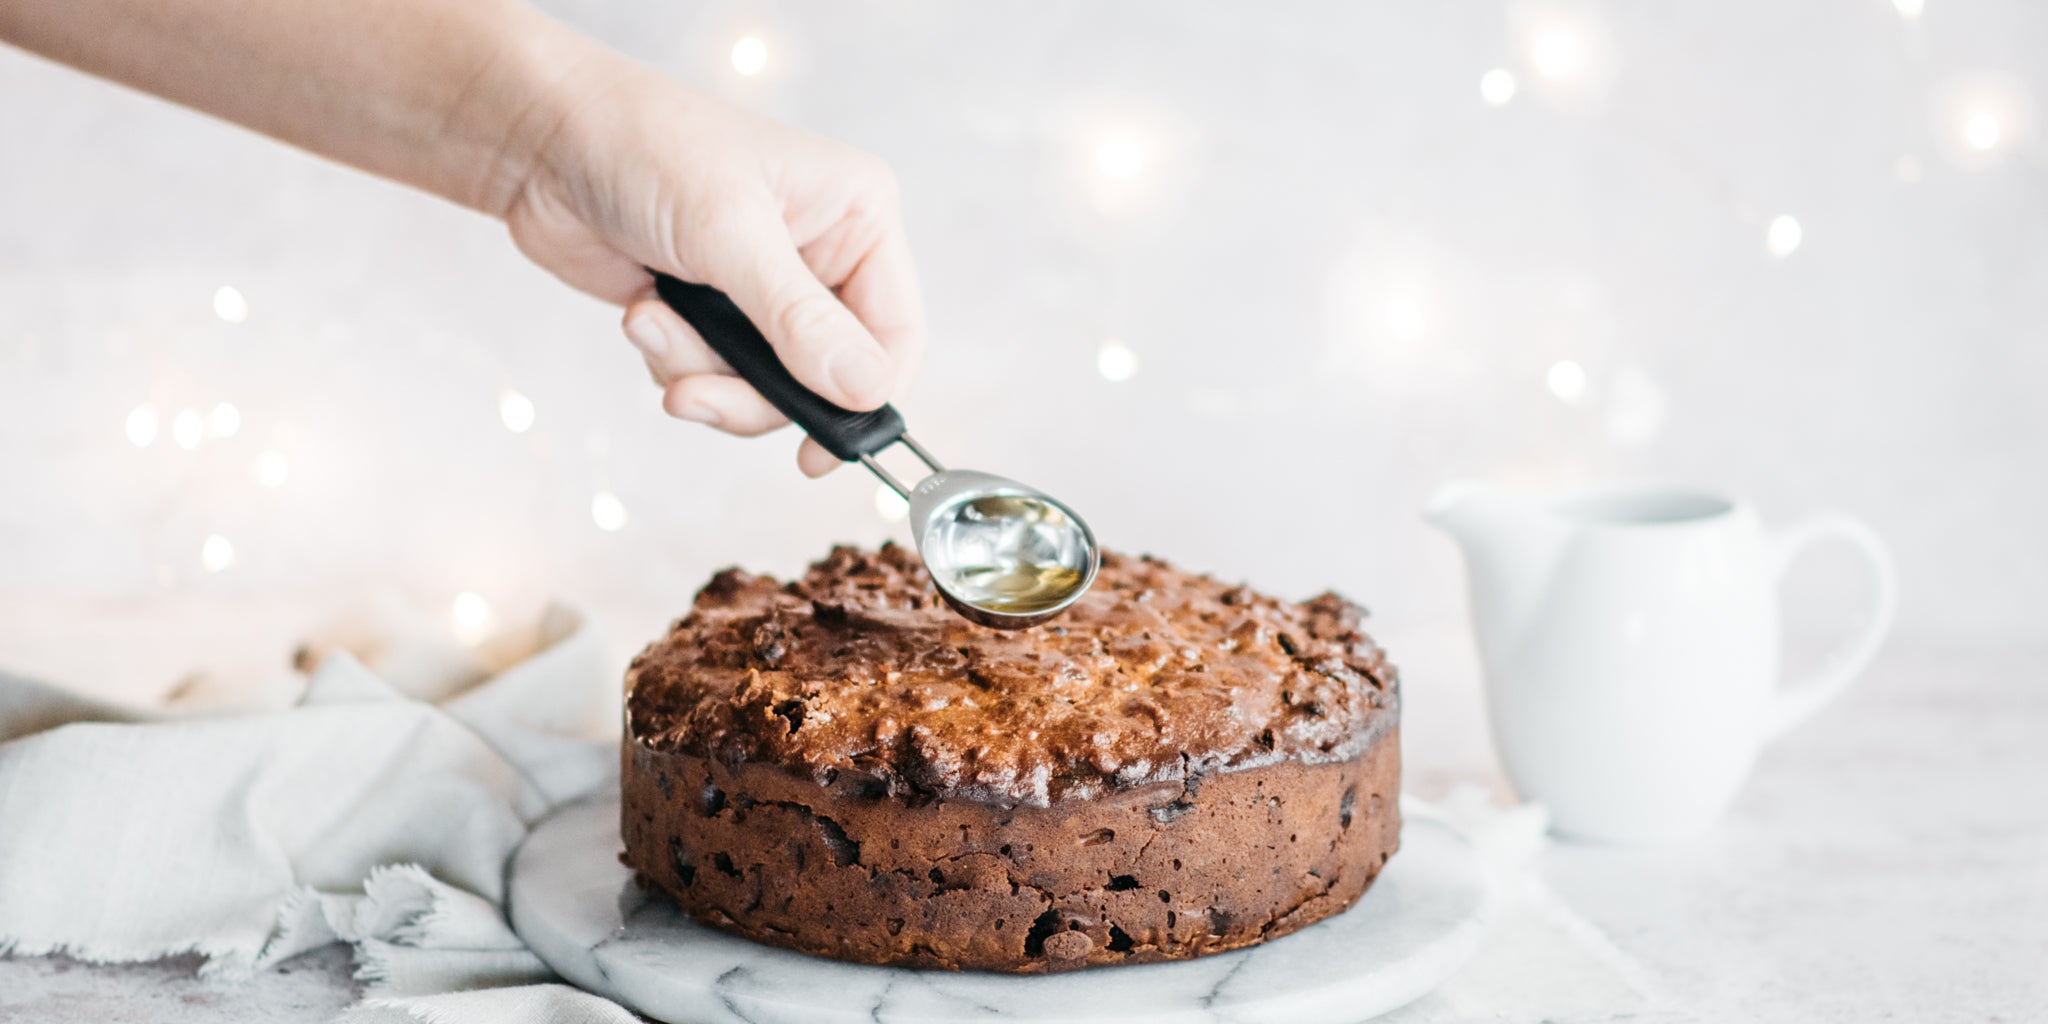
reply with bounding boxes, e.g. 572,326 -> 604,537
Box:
652,273 -> 1099,628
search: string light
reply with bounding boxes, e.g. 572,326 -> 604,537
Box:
125,404 -> 158,447
591,490 -> 628,532
1480,69 -> 1517,106
451,591 -> 493,645
1895,155 -> 1924,182
1383,295 -> 1426,344
1963,110 -> 2002,151
213,286 -> 250,324
1766,215 -> 1803,258
208,402 -> 241,438
1893,0 -> 1924,20
1096,339 -> 1139,381
1530,26 -> 1586,81
172,409 -> 205,450
730,36 -> 768,77
874,483 -> 909,522
1547,360 -> 1587,404
498,389 -> 535,434
200,534 -> 235,573
1095,135 -> 1146,180
255,450 -> 290,488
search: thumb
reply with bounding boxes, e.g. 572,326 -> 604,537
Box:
694,204 -> 893,411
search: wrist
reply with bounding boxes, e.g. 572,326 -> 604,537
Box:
450,8 -> 621,218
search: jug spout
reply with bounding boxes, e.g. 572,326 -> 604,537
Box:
1424,479 -> 1539,549
1425,480 -> 1570,645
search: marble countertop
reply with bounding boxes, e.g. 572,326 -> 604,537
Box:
4,631 -> 2042,1022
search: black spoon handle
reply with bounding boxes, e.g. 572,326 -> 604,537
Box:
650,272 -> 906,462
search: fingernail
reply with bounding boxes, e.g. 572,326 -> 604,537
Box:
827,347 -> 889,405
624,312 -> 671,361
675,400 -> 720,426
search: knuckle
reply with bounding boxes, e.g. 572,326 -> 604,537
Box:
772,290 -> 844,351
682,196 -> 754,247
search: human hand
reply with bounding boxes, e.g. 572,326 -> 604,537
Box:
503,55 -> 925,477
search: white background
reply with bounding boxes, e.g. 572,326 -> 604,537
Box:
1,0 -> 2042,701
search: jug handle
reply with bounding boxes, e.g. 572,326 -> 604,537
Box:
1764,515 -> 1899,739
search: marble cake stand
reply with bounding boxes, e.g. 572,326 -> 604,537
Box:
508,797 -> 1491,1024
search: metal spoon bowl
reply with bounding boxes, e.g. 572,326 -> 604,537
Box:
652,273 -> 1100,628
906,469 -> 1099,628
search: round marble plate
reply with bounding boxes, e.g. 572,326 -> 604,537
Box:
509,796 -> 1490,1024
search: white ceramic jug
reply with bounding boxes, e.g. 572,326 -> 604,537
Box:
1426,481 -> 1898,842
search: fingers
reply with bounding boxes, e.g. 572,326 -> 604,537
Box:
820,215 -> 927,396
699,203 -> 895,412
796,438 -> 841,478
622,295 -> 728,380
662,375 -> 791,436
625,293 -> 792,434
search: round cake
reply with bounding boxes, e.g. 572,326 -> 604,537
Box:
620,544 -> 1401,973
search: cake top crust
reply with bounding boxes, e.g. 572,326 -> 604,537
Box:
626,544 -> 1397,807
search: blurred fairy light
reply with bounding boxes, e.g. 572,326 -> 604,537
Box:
591,490 -> 628,532
1895,155 -> 1924,182
125,404 -> 158,447
730,36 -> 768,77
1547,360 -> 1588,404
1530,26 -> 1586,81
1383,295 -> 1426,344
255,450 -> 290,488
200,534 -> 235,574
874,483 -> 909,522
1480,69 -> 1517,106
1935,73 -> 2030,163
499,389 -> 536,434
1096,338 -> 1139,382
1893,0 -> 1924,19
1095,135 -> 1146,180
172,409 -> 205,450
451,591 -> 493,645
208,402 -> 241,438
1963,110 -> 2002,151
1766,215 -> 1803,259
213,286 -> 250,324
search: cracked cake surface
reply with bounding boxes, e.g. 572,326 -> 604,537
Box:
620,544 -> 1402,972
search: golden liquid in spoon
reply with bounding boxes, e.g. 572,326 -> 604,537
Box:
945,562 -> 1087,615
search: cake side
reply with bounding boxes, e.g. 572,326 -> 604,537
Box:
621,728 -> 1400,972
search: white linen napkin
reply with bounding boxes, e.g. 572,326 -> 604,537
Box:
0,600 -> 636,1021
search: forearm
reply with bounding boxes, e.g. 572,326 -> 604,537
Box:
0,0 -> 606,216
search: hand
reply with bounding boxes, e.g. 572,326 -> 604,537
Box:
503,56 -> 925,477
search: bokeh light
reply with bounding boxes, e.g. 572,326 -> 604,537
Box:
591,490 -> 628,532
212,286 -> 249,324
200,534 -> 235,574
1096,339 -> 1139,382
255,450 -> 290,488
1481,69 -> 1518,106
499,389 -> 536,434
172,409 -> 204,450
125,404 -> 158,448
1766,215 -> 1803,258
451,591 -> 493,645
730,36 -> 768,77
1547,360 -> 1587,404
